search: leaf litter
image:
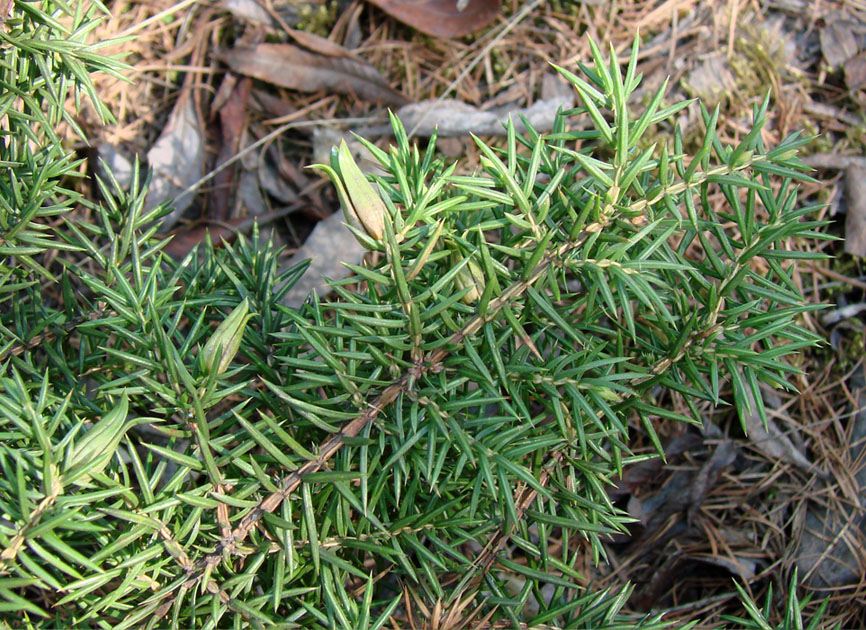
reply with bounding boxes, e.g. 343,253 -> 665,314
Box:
222,43 -> 408,106
146,94 -> 205,231
362,0 -> 501,38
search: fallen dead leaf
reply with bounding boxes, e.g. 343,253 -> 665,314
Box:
336,1 -> 364,49
279,209 -> 367,309
163,206 -> 298,260
238,170 -> 268,216
163,220 -> 247,260
795,502 -> 866,590
363,0 -> 500,38
845,166 -> 866,257
221,0 -> 273,26
821,302 -> 866,325
681,52 -> 737,107
212,76 -> 252,222
630,552 -> 686,610
285,27 -> 355,58
257,158 -> 295,204
222,43 -> 407,106
356,93 -> 573,138
618,437 -> 734,548
801,157 -> 866,252
147,96 -> 205,231
820,19 -> 859,70
686,440 -> 738,522
742,385 -> 816,475
847,50 -> 866,88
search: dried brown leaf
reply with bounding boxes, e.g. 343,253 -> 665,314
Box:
163,222 -> 243,260
279,210 -> 367,309
212,77 -> 252,222
221,0 -> 273,26
820,19 -> 860,70
238,170 -> 268,216
845,51 -> 866,92
845,166 -> 866,258
357,94 -> 573,138
743,387 -> 815,474
163,207 -> 296,260
687,440 -> 738,515
147,96 -> 205,231
363,0 -> 500,38
286,27 -> 354,58
222,43 -> 407,106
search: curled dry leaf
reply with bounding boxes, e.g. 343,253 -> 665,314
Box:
147,96 -> 205,232
212,77 -> 252,222
364,0 -> 500,38
221,0 -> 273,26
356,93 -> 574,138
846,50 -> 866,87
279,209 -> 367,309
742,385 -> 816,475
222,43 -> 407,106
220,0 -> 300,28
819,19 -> 859,70
285,27 -> 355,59
844,166 -> 866,257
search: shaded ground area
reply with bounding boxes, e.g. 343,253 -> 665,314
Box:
75,0 -> 866,626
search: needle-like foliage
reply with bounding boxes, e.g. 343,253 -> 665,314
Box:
0,0 -> 124,288
0,15 -> 831,630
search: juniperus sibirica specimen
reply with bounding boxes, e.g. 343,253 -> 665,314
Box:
0,11 -> 830,628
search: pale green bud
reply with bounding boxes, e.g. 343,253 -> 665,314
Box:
452,252 -> 485,304
308,140 -> 387,248
63,393 -> 133,485
732,149 -> 753,167
200,298 -> 252,377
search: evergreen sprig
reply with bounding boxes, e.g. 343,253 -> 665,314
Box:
0,21 -> 831,630
0,0 -> 124,291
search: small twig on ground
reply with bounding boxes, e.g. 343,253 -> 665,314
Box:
806,262 -> 866,293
